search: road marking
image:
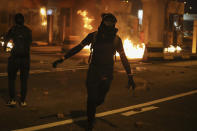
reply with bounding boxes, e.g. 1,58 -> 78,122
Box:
13,89 -> 197,131
0,66 -> 88,77
121,106 -> 159,116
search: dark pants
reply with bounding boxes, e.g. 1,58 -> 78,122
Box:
7,56 -> 30,102
86,65 -> 113,123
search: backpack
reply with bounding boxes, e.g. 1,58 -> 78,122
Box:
88,32 -> 119,63
11,26 -> 29,57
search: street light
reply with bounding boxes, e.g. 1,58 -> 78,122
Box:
138,10 -> 143,25
47,9 -> 53,15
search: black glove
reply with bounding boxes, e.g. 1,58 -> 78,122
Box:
52,58 -> 64,68
128,75 -> 136,90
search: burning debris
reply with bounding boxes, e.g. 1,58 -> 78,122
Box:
117,39 -> 146,59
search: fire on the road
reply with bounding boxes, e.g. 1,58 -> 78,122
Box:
116,38 -> 146,59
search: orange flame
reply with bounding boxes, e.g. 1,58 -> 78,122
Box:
77,10 -> 94,30
116,38 -> 146,59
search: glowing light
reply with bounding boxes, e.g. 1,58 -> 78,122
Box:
7,41 -> 13,49
42,21 -> 47,26
138,10 -> 143,25
164,45 -> 182,53
174,21 -> 178,27
40,8 -> 46,16
84,45 -> 91,50
77,10 -> 94,30
1,41 -> 4,46
40,7 -> 47,26
122,0 -> 129,3
47,9 -> 53,15
116,38 -> 146,59
5,41 -> 14,52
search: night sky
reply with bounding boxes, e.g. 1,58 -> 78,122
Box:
179,0 -> 197,14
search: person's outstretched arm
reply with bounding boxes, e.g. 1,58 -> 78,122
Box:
52,32 -> 94,68
116,37 -> 136,90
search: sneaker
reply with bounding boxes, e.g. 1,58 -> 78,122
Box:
6,100 -> 17,107
20,101 -> 27,107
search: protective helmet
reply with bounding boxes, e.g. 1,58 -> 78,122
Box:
101,13 -> 117,24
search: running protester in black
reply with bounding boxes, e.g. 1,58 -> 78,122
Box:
4,13 -> 32,107
53,13 -> 136,130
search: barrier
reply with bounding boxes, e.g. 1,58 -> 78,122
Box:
143,42 -> 164,60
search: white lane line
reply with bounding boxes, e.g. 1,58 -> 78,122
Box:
13,117 -> 86,131
0,66 -> 88,77
121,106 -> 159,116
13,89 -> 197,131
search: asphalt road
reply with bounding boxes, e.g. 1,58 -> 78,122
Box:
0,53 -> 197,131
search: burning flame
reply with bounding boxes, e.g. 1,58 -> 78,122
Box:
116,38 -> 146,59
77,9 -> 94,53
77,10 -> 94,30
164,45 -> 182,53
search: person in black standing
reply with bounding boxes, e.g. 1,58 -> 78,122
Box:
52,13 -> 136,130
4,13 -> 32,107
